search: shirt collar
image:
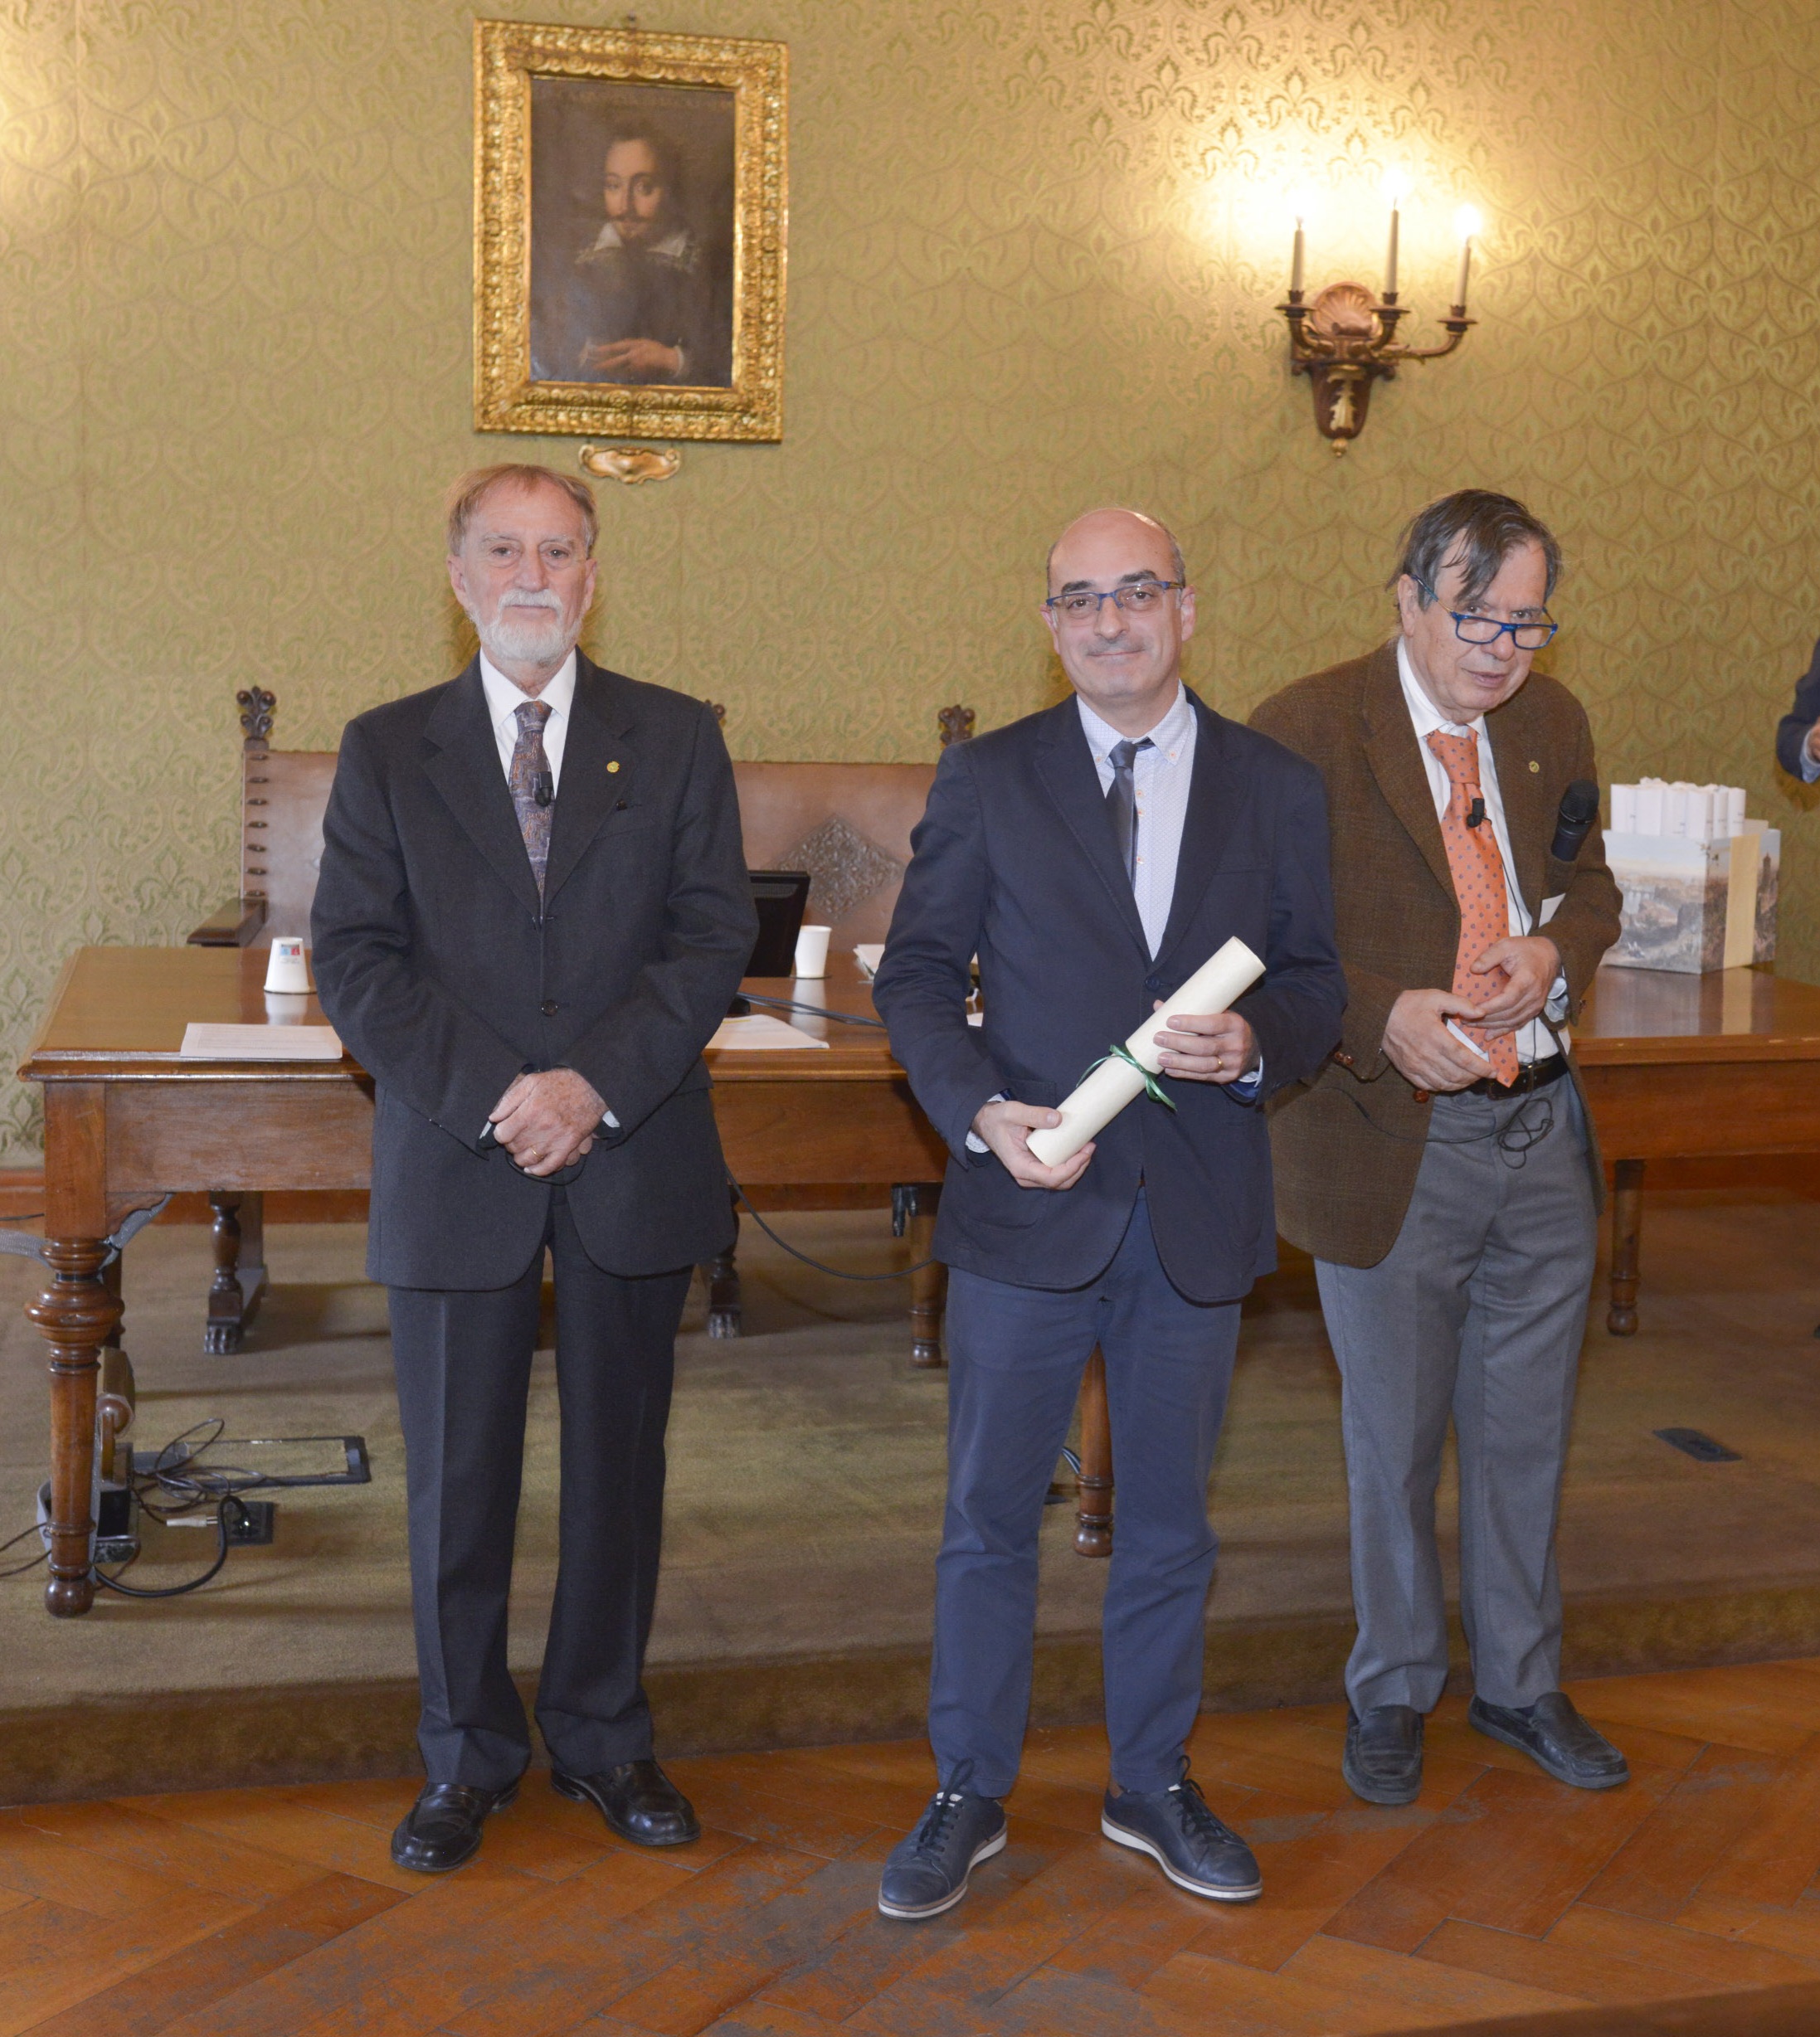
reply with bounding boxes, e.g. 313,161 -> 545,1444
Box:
479,648 -> 577,732
1396,635 -> 1481,741
1075,683 -> 1194,763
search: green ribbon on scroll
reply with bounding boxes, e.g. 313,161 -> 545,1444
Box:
1083,1039 -> 1176,1111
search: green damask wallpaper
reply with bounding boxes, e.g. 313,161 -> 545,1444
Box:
3,0 -> 1819,1162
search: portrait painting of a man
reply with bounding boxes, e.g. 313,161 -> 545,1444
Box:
474,22 -> 785,442
528,79 -> 736,391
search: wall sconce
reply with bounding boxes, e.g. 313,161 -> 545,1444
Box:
1277,191 -> 1479,455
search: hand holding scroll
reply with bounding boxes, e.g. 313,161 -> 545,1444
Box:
1152,1007 -> 1258,1084
971,1100 -> 1095,1190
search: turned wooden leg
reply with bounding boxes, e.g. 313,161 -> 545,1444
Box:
205,1189 -> 267,1354
906,1184 -> 947,1368
1073,1346 -> 1114,1558
27,1237 -> 122,1616
707,1185 -> 742,1338
1608,1158 -> 1644,1336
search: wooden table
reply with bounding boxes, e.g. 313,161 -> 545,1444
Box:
16,946 -> 945,1618
1576,965 -> 1820,1331
22,947 -> 1820,1617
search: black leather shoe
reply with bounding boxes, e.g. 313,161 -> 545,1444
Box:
1469,1692 -> 1629,1790
878,1789 -> 1007,1918
1344,1704 -> 1424,1806
1101,1772 -> 1262,1902
552,1759 -> 701,1845
390,1779 -> 518,1874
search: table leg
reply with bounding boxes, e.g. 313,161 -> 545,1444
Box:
206,1189 -> 267,1354
26,1237 -> 122,1616
905,1184 -> 946,1368
1073,1347 -> 1113,1558
707,1185 -> 742,1338
1608,1158 -> 1645,1336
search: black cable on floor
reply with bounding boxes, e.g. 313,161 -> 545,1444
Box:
727,1178 -> 936,1281
93,1497 -> 245,1598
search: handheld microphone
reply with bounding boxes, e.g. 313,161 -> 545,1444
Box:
533,771 -> 554,809
1550,779 -> 1600,862
1465,796 -> 1487,829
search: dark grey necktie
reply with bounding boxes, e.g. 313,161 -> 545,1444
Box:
509,700 -> 555,895
1104,737 -> 1154,887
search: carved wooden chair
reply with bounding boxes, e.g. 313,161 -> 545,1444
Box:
183,689 -> 973,1365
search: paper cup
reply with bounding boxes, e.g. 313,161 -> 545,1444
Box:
793,925 -> 832,980
264,937 -> 312,995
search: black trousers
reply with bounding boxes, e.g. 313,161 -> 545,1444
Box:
387,1188 -> 693,1789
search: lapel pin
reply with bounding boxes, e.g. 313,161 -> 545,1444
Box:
607,761 -> 620,773
1528,760 -> 1540,772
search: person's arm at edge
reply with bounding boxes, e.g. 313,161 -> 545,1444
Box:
872,741 -> 1005,1164
310,716 -> 527,1150
1774,637 -> 1820,782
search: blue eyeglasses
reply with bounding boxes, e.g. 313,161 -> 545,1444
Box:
1417,580 -> 1559,651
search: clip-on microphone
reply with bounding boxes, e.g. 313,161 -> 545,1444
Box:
533,771 -> 554,809
1465,796 -> 1487,829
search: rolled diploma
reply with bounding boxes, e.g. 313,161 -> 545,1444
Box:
1025,936 -> 1267,1166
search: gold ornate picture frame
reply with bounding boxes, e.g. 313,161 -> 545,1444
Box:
474,20 -> 786,443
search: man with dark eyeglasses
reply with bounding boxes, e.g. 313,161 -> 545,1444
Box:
1252,489 -> 1627,1810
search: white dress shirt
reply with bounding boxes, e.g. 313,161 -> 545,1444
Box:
479,649 -> 577,789
1396,638 -> 1567,1065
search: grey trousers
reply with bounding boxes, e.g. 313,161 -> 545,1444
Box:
1316,1080 -> 1596,1715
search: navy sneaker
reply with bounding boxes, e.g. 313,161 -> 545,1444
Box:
877,1788 -> 1007,1919
1102,1771 -> 1262,1902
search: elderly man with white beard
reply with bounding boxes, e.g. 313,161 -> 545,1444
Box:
312,464 -> 755,1873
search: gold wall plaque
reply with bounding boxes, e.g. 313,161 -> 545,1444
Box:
474,19 -> 786,443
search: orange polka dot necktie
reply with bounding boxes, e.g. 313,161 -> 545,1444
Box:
1424,728 -> 1520,1086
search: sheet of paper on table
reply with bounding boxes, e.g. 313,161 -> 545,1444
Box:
179,1023 -> 344,1060
853,944 -> 884,979
708,1014 -> 830,1050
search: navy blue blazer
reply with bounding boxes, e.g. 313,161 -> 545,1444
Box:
1775,636 -> 1820,779
312,655 -> 756,1290
873,692 -> 1346,1304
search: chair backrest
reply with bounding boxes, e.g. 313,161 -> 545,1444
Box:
203,691 -> 975,955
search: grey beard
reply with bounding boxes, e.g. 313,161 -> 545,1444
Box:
476,604 -> 574,668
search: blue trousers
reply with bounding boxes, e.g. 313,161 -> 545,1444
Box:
929,1194 -> 1242,1797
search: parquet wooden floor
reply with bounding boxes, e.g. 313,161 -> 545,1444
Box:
8,1658 -> 1820,2036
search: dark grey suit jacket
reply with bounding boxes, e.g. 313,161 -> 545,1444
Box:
311,654 -> 756,1290
873,691 -> 1346,1305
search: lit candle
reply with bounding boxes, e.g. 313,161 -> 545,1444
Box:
1453,205 -> 1482,310
1290,216 -> 1305,295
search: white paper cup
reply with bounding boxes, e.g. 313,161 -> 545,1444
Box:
263,937 -> 312,995
793,924 -> 832,980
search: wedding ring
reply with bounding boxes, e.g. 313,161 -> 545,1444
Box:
1212,1053 -> 1223,1073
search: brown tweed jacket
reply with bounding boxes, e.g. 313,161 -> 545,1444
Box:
1249,641 -> 1623,1268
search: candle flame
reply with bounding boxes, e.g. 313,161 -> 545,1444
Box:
1454,204 -> 1483,241
1382,168 -> 1412,206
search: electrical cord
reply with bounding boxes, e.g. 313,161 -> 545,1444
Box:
94,1498 -> 244,1598
728,1178 -> 937,1281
